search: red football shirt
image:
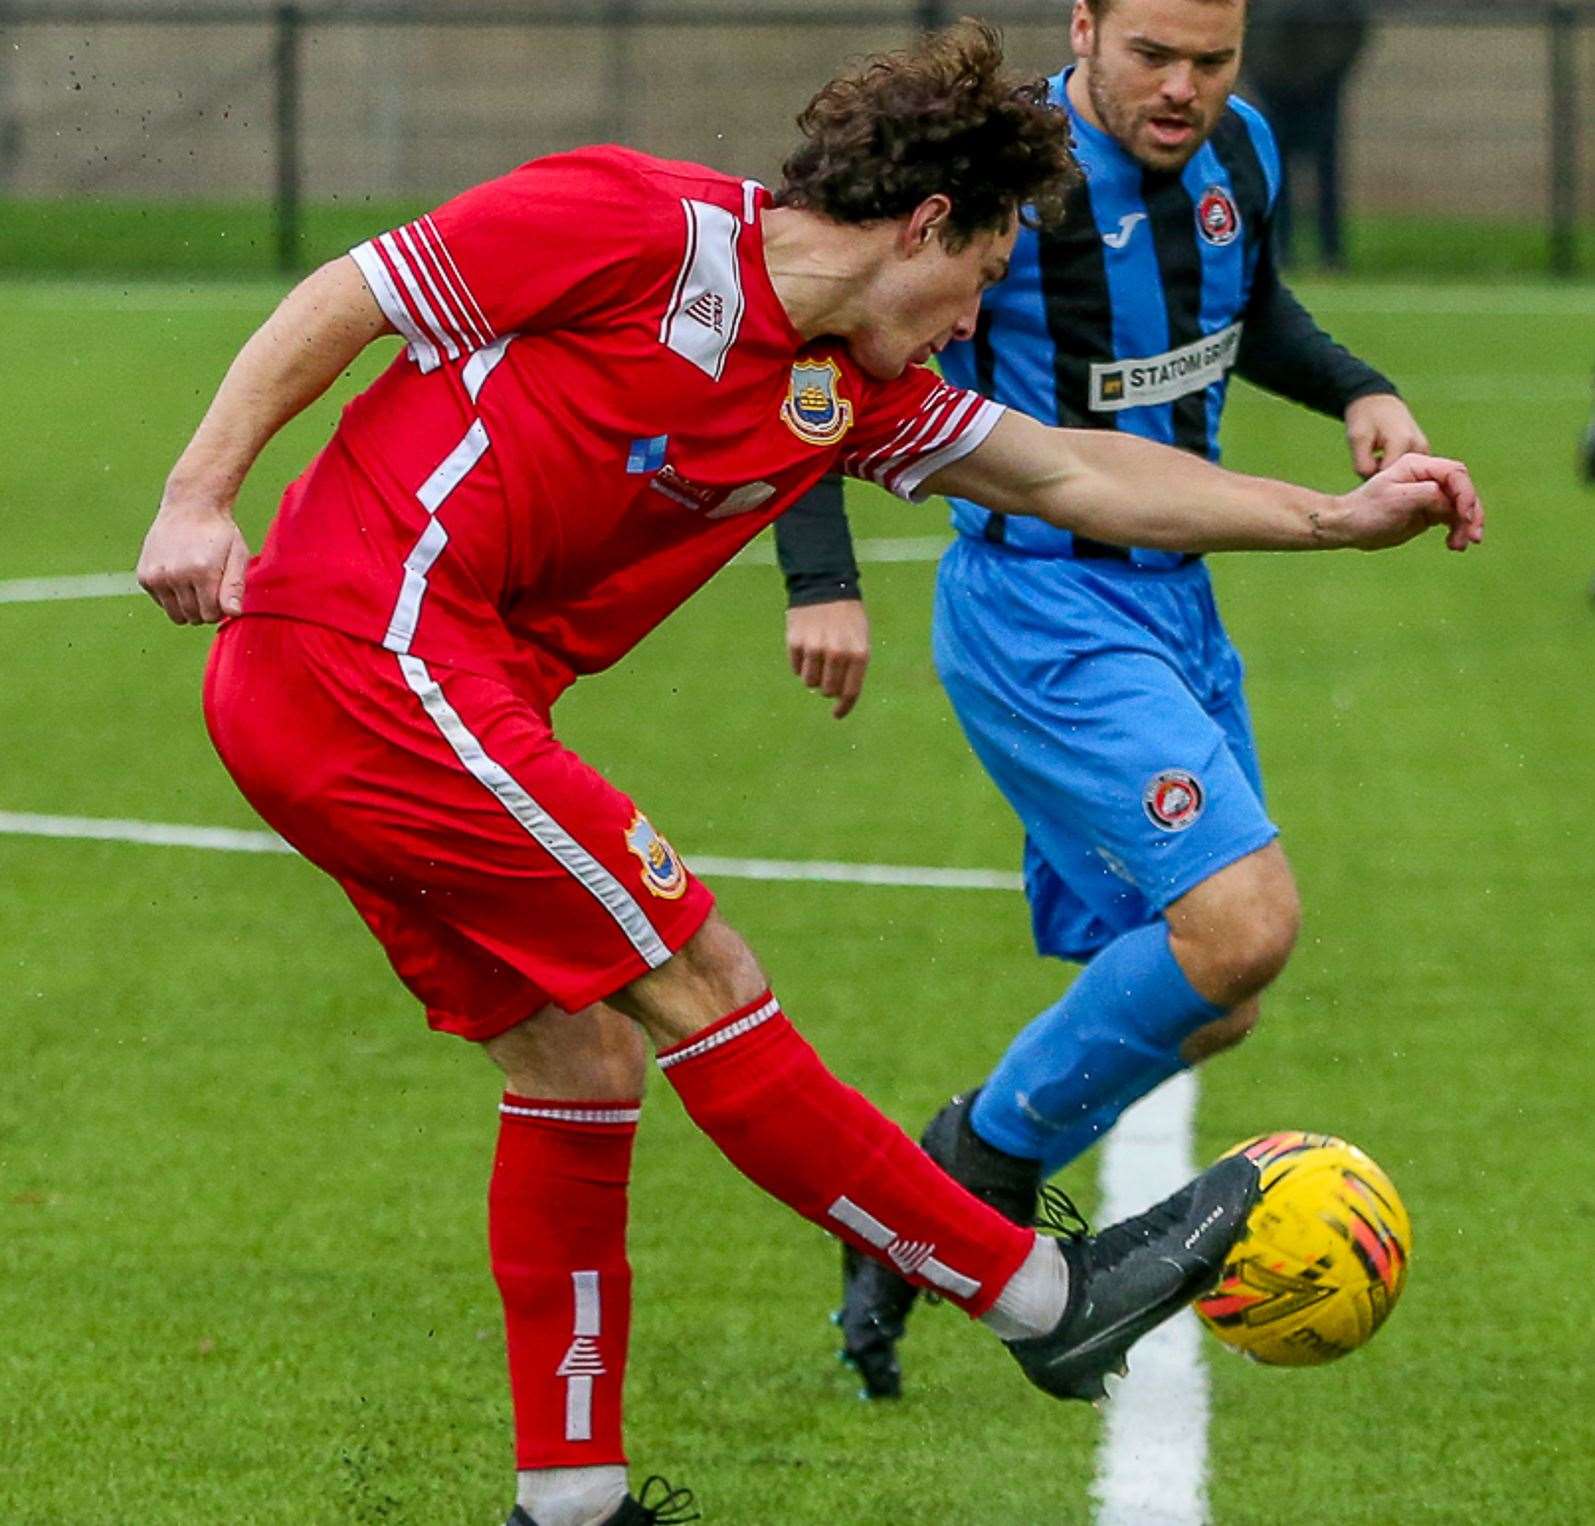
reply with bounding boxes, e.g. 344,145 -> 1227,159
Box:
243,146 -> 1006,708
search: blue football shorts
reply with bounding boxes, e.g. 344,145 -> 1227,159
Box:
933,536 -> 1279,963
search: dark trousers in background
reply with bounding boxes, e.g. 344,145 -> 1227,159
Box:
1253,89 -> 1347,269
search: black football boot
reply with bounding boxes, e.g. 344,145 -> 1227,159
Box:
507,1475 -> 699,1525
1005,1152 -> 1262,1404
835,1088 -> 1042,1399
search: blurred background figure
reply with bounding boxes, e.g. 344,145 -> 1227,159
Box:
0,52 -> 21,185
1243,0 -> 1371,269
1582,372 -> 1595,484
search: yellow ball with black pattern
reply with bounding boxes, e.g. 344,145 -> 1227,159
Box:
1194,1131 -> 1412,1366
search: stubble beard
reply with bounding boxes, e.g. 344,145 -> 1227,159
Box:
1086,48 -> 1205,173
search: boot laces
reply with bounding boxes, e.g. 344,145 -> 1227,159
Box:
1034,1182 -> 1091,1241
636,1475 -> 701,1524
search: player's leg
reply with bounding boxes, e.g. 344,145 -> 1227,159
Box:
602,906 -> 1259,1403
330,887 -> 667,1526
974,843 -> 1297,1172
599,909 -> 1049,1338
480,1003 -> 649,1526
943,558 -> 1293,1174
204,621 -> 688,1526
836,547 -> 1281,1393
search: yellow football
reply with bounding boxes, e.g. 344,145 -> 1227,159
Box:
1194,1131 -> 1412,1366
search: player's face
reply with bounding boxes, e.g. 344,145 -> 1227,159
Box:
1070,0 -> 1244,171
849,217 -> 1017,380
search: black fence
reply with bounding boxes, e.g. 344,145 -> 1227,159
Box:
0,1 -> 1589,275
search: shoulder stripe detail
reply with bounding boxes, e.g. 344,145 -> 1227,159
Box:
379,230 -> 461,364
655,996 -> 781,1070
873,390 -> 983,489
844,385 -> 1006,502
741,178 -> 762,225
353,217 -> 500,373
849,381 -> 969,478
397,655 -> 674,970
423,214 -> 494,343
350,238 -> 442,372
403,221 -> 476,348
499,1103 -> 644,1125
409,217 -> 492,350
891,398 -> 1006,501
659,198 -> 746,382
395,222 -> 472,357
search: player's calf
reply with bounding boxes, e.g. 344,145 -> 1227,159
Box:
1179,996 -> 1261,1064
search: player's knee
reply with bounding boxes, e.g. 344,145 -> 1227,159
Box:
1227,893 -> 1300,996
1169,850 -> 1300,1005
482,1002 -> 649,1100
611,911 -> 770,1047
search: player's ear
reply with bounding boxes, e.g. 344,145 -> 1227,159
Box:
1069,0 -> 1096,56
903,196 -> 953,255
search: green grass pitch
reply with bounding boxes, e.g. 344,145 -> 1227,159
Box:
2,275 -> 1594,1522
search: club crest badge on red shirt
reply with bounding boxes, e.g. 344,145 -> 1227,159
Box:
1143,769 -> 1205,832
781,358 -> 854,446
1196,186 -> 1241,247
625,813 -> 688,898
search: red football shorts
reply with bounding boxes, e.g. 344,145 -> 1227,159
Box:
204,616 -> 714,1041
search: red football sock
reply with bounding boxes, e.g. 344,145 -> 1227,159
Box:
657,992 -> 1032,1317
490,1095 -> 638,1470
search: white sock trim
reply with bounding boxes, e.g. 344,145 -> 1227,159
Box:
516,1464 -> 628,1526
980,1232 -> 1068,1342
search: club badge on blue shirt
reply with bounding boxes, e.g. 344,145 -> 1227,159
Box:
1196,186 -> 1240,247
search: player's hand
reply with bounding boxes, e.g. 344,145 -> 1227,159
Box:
1344,393 -> 1429,479
785,599 -> 871,719
137,503 -> 252,624
1330,453 -> 1483,553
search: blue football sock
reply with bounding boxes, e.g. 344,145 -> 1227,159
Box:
971,921 -> 1225,1172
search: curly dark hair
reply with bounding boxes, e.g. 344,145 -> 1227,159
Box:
774,18 -> 1078,250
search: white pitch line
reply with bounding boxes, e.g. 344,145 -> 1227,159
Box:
1090,1070 -> 1208,1526
0,810 -> 1023,893
0,540 -> 953,608
731,534 -> 950,567
0,572 -> 142,605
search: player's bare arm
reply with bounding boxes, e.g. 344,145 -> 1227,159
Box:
138,255 -> 392,624
926,409 -> 1483,555
1344,392 -> 1430,479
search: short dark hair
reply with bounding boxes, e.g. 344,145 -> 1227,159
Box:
774,17 -> 1078,249
1081,0 -> 1244,19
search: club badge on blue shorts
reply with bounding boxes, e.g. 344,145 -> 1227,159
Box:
1143,769 -> 1205,832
